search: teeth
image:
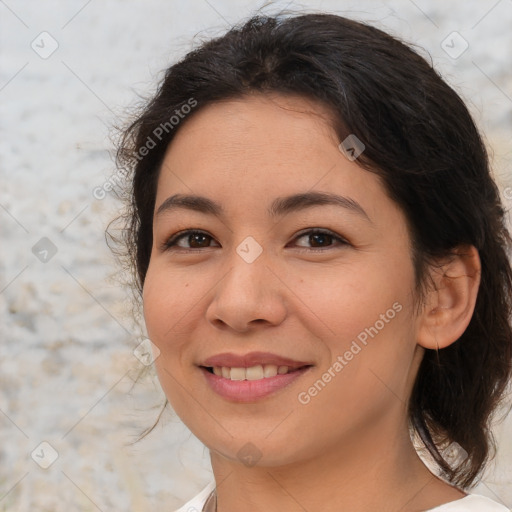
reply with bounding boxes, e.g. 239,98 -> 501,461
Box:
230,367 -> 246,381
263,364 -> 278,378
211,364 -> 297,381
246,365 -> 264,380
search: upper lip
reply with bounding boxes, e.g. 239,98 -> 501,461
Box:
201,351 -> 313,369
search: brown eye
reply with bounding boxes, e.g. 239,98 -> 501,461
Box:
293,229 -> 349,250
185,232 -> 212,248
162,230 -> 219,251
307,233 -> 333,247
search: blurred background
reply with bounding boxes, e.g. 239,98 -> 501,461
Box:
0,0 -> 511,510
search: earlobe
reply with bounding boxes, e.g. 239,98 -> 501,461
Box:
416,245 -> 481,351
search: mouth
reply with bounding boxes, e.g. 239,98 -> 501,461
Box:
200,351 -> 313,372
199,354 -> 314,402
198,351 -> 314,402
201,364 -> 312,381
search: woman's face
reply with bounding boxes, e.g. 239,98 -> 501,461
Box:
143,94 -> 424,466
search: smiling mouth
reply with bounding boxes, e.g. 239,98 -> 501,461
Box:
201,364 -> 312,381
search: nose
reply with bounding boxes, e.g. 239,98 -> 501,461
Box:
205,251 -> 287,333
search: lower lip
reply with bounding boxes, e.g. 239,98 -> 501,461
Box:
200,366 -> 312,402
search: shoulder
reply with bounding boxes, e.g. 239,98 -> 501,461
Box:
428,494 -> 510,511
172,486 -> 510,512
174,481 -> 216,512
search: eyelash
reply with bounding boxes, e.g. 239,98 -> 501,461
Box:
160,228 -> 350,253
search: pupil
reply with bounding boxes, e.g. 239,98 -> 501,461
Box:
311,234 -> 331,247
191,233 -> 208,247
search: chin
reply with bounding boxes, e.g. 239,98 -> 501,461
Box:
204,432 -> 312,469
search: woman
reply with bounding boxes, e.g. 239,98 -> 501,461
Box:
115,13 -> 512,511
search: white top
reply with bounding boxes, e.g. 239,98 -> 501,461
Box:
174,481 -> 510,512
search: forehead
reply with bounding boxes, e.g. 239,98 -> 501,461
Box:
165,93 -> 336,161
154,94 -> 393,226
160,95 -> 357,183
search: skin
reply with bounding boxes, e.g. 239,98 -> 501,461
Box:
143,93 -> 481,512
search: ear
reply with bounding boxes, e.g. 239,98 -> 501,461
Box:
416,245 -> 481,350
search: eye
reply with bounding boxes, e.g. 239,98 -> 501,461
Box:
291,229 -> 349,251
161,228 -> 349,253
161,230 -> 219,251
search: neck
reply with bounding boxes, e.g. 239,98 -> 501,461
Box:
208,417 -> 464,512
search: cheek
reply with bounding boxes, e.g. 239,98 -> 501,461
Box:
142,264 -> 183,349
142,266 -> 193,408
143,261 -> 192,336
290,256 -> 413,343
142,270 -> 165,341
142,260 -> 214,365
289,255 -> 417,408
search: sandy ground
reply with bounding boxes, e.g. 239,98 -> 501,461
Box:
0,0 -> 511,510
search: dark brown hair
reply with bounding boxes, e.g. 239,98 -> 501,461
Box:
114,13 -> 512,488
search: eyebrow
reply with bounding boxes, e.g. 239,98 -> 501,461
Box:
156,191 -> 372,222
